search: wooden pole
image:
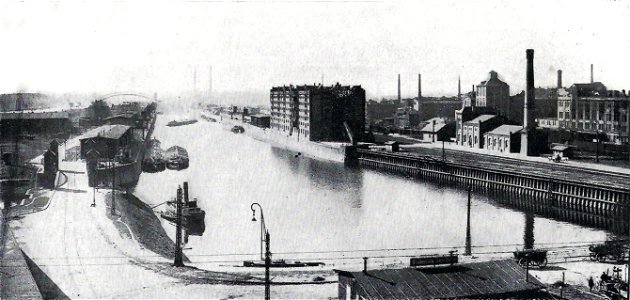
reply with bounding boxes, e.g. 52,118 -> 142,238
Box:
174,186 -> 184,267
265,231 -> 271,300
465,185 -> 472,256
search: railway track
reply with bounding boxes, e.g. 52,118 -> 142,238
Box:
401,147 -> 630,189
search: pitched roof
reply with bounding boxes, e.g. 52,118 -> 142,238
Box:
420,122 -> 447,133
80,125 -> 132,140
466,114 -> 496,124
551,145 -> 570,151
487,125 -> 522,136
336,259 -> 543,299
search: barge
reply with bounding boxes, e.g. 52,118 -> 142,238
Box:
167,118 -> 198,127
165,145 -> 189,170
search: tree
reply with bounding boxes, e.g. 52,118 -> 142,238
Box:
88,99 -> 112,123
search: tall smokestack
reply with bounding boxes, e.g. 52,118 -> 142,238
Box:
521,49 -> 536,156
557,70 -> 562,89
458,76 -> 461,101
398,74 -> 401,101
590,64 -> 594,83
418,74 -> 422,99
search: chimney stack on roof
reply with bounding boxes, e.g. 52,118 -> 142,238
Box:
363,257 -> 368,273
557,70 -> 562,89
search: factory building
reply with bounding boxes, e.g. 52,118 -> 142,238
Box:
557,82 -> 630,144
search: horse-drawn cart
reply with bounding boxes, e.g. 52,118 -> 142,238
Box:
589,241 -> 628,263
513,249 -> 548,268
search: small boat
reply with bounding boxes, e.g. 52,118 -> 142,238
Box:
231,125 -> 245,133
160,198 -> 206,224
165,146 -> 189,170
167,119 -> 198,127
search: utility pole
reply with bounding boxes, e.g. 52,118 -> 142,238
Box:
465,185 -> 472,256
265,230 -> 271,300
174,185 -> 184,267
442,139 -> 446,163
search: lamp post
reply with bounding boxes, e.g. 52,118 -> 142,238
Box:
250,202 -> 267,261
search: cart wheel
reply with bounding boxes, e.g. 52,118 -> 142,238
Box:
531,260 -> 540,267
597,253 -> 607,262
518,257 -> 528,268
539,258 -> 548,268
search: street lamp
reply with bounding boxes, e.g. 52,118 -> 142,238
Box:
250,202 -> 267,261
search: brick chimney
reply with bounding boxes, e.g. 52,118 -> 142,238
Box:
418,74 -> 422,99
557,70 -> 562,89
591,64 -> 594,83
521,49 -> 536,156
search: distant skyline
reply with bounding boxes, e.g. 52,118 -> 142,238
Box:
1,0 -> 629,105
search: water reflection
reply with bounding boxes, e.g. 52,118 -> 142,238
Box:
524,212 -> 535,250
269,147 -> 363,208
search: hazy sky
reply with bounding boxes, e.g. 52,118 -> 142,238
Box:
1,0 -> 629,103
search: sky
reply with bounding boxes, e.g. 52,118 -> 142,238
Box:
1,0 -> 629,104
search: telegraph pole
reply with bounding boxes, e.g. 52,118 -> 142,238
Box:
265,230 -> 271,300
465,185 -> 472,256
174,185 -> 184,267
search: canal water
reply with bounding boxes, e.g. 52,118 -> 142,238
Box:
134,116 -> 613,266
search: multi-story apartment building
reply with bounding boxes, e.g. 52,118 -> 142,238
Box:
270,83 -> 366,142
557,82 -> 630,143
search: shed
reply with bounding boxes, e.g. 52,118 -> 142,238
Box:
79,125 -> 133,159
335,259 -> 549,299
550,144 -> 574,159
250,114 -> 271,128
384,141 -> 400,152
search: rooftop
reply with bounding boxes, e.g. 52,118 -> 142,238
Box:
487,125 -> 523,136
80,125 -> 132,140
420,122 -> 447,133
336,259 -> 544,299
467,114 -> 496,124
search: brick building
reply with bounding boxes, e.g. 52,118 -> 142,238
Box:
476,71 -> 510,117
270,83 -> 365,142
484,124 -> 523,153
557,82 -> 630,143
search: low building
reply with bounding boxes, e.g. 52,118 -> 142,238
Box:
485,124 -> 522,153
420,120 -> 455,142
462,114 -> 503,149
250,114 -> 271,128
80,125 -> 133,159
550,143 -> 575,159
335,259 -> 548,299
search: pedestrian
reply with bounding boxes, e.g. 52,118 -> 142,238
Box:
588,276 -> 594,291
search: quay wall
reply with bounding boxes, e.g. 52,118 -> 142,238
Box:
357,148 -> 630,233
218,117 -> 349,164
